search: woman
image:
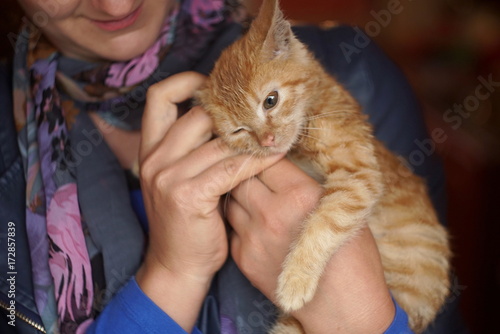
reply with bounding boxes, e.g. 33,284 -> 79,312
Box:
0,0 -> 467,333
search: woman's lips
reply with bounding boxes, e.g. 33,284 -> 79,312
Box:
92,5 -> 142,32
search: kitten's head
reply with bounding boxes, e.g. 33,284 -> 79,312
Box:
197,0 -> 314,156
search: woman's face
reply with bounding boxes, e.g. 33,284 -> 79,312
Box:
17,0 -> 174,61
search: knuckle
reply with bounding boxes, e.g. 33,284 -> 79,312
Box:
151,169 -> 172,192
146,82 -> 163,100
142,163 -> 176,194
189,106 -> 213,126
201,178 -> 222,201
189,105 -> 204,115
186,105 -> 205,120
223,157 -> 239,178
139,155 -> 157,182
145,83 -> 178,122
190,105 -> 209,117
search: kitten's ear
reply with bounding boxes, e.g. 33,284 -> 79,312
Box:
253,0 -> 292,60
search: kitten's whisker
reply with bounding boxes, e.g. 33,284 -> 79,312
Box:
229,154 -> 254,191
223,153 -> 255,217
307,109 -> 354,116
299,132 -> 324,143
306,111 -> 356,121
311,109 -> 353,114
300,127 -> 327,130
299,126 -> 323,136
245,153 -> 257,207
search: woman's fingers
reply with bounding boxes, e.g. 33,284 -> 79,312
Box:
189,152 -> 285,203
152,106 -> 214,167
225,196 -> 250,230
258,158 -> 320,193
140,85 -> 178,162
229,158 -> 322,224
167,137 -> 234,180
229,176 -> 271,221
140,71 -> 207,162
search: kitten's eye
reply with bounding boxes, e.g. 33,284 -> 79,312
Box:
263,91 -> 279,110
233,127 -> 245,134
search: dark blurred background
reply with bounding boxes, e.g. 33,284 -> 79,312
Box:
1,0 -> 499,333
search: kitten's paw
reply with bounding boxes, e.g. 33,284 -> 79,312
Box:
276,269 -> 318,312
269,315 -> 304,334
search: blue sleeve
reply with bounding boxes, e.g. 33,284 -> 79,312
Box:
384,300 -> 413,334
87,278 -> 203,334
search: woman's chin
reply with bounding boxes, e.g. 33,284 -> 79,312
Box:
60,32 -> 157,62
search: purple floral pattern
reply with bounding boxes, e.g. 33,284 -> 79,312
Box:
104,7 -> 179,88
18,53 -> 95,332
189,0 -> 225,31
47,184 -> 93,329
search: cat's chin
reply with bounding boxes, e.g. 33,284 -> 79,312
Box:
229,139 -> 293,156
250,145 -> 292,157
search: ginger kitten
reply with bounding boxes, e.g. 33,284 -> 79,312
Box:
196,0 -> 451,332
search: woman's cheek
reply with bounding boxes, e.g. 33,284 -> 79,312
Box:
17,0 -> 80,22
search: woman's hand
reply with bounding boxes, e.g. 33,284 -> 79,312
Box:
228,158 -> 323,293
135,72 -> 284,332
228,159 -> 395,334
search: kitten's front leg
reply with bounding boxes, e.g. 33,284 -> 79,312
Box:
276,163 -> 384,312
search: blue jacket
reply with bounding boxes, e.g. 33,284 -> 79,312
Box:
0,25 -> 468,334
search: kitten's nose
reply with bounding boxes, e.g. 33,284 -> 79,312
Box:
259,133 -> 275,147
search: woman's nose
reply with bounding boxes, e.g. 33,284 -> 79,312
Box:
90,0 -> 137,18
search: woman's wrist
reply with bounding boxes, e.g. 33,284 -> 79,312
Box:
292,226 -> 395,334
135,252 -> 213,332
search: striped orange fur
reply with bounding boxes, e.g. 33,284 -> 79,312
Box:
196,0 -> 451,333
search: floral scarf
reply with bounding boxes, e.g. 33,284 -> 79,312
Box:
13,1 -> 243,333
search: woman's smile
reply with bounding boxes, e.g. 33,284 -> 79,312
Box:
91,3 -> 143,32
